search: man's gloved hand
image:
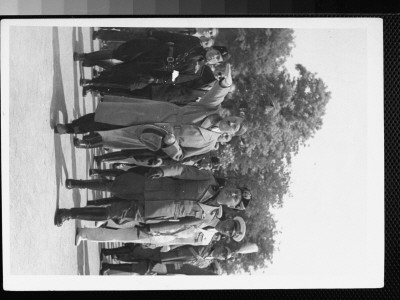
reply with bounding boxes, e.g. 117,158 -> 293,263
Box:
146,167 -> 164,179
163,133 -> 176,146
220,63 -> 232,87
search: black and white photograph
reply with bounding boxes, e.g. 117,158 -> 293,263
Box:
1,18 -> 383,290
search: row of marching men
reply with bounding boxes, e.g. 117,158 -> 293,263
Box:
53,27 -> 258,275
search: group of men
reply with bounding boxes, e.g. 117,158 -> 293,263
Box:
53,27 -> 257,276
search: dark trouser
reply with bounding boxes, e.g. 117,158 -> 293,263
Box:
84,38 -> 160,65
86,84 -> 152,99
67,178 -> 114,192
104,244 -> 162,262
91,167 -> 151,178
68,173 -> 145,201
66,113 -> 125,134
103,262 -> 217,275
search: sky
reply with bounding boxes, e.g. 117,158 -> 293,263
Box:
261,28 -> 384,287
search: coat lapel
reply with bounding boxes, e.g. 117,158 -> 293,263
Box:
198,127 -> 221,142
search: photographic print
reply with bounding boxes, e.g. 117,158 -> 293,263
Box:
1,18 -> 383,290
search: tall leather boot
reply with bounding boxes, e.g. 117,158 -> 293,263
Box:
54,207 -> 109,226
65,178 -> 112,191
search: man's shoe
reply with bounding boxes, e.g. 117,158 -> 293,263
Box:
99,263 -> 110,275
75,228 -> 84,246
82,86 -> 89,97
73,137 -> 88,149
95,220 -> 108,228
54,209 -> 71,227
80,78 -> 91,86
65,179 -> 73,189
100,248 -> 109,260
93,156 -> 102,166
73,52 -> 85,61
54,124 -> 69,134
89,168 -> 98,176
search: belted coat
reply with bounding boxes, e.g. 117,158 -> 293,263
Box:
95,80 -> 230,159
110,165 -> 221,220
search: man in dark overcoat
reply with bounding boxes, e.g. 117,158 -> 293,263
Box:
74,29 -> 230,89
82,64 -> 217,106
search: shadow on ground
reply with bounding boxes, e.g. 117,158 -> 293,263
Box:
70,27 -> 92,275
50,27 -> 69,211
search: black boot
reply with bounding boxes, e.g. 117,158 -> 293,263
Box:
65,178 -> 112,191
54,207 -> 109,226
89,168 -> 100,176
100,263 -> 111,275
73,52 -> 86,61
54,209 -> 72,226
54,124 -> 74,134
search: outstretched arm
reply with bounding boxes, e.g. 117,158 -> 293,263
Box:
197,64 -> 232,107
147,164 -> 213,180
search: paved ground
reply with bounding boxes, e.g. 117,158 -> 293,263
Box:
8,26 -> 115,275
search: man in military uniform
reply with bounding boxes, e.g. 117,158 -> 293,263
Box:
54,165 -> 248,230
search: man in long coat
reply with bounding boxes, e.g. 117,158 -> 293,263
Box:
92,147 -> 221,169
74,217 -> 246,250
55,64 -> 247,160
54,164 -> 247,227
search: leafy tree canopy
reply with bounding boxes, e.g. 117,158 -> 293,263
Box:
214,29 -> 331,274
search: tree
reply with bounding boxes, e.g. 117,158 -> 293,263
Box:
214,29 -> 331,274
